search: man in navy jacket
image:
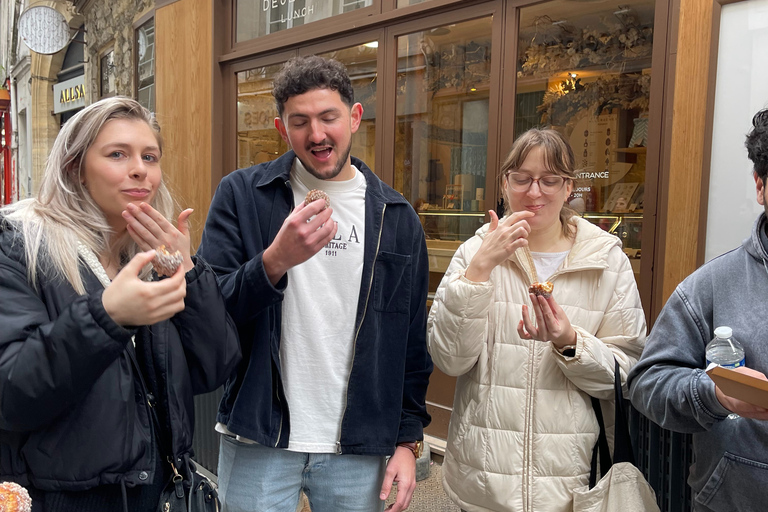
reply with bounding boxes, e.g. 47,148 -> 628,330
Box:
198,55 -> 432,512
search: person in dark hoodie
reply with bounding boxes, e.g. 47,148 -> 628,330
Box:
629,108 -> 768,511
0,97 -> 241,512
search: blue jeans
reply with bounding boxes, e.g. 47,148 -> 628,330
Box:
217,435 -> 387,512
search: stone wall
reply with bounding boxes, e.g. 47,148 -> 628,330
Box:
83,0 -> 153,103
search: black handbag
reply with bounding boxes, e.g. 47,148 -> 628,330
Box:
156,460 -> 219,512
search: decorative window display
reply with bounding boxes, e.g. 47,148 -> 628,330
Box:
235,0 -> 373,42
394,17 -> 493,279
515,0 -> 655,282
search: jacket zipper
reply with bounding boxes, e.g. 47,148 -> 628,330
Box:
275,384 -> 283,447
125,344 -> 166,477
524,344 -> 539,512
336,204 -> 386,455
274,180 -> 294,448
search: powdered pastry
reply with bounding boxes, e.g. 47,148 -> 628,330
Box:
0,482 -> 32,512
152,245 -> 184,277
528,281 -> 555,299
304,189 -> 330,210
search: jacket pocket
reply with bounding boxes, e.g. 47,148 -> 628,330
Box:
449,398 -> 479,461
695,452 -> 768,510
373,251 -> 411,314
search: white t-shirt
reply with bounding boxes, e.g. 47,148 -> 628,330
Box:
279,159 -> 367,453
531,250 -> 569,282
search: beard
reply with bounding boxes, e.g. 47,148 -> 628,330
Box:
299,139 -> 353,181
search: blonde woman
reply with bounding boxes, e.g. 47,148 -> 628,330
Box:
428,128 -> 646,511
0,97 -> 240,512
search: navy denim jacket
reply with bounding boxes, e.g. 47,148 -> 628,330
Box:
198,151 -> 432,456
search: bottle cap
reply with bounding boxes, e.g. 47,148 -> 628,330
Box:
714,326 -> 733,339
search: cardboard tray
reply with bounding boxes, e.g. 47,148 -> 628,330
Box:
706,364 -> 768,409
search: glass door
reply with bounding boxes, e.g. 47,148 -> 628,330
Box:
392,13 -> 497,441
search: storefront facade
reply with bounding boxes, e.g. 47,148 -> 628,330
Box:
154,0 -> 670,443
151,0 -> 764,507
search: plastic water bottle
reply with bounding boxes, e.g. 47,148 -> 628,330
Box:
706,326 -> 745,369
706,326 -> 745,419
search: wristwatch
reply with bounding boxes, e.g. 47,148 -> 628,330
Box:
397,440 -> 423,459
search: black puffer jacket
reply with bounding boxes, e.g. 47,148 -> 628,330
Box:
0,222 -> 241,492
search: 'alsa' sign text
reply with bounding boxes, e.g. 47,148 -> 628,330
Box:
60,83 -> 84,104
53,75 -> 86,114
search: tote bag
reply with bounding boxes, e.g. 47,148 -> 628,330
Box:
572,360 -> 659,512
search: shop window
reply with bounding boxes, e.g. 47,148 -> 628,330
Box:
317,43 -> 378,172
136,18 -> 155,112
235,0 -> 373,42
397,0 -> 429,6
236,43 -> 377,170
237,63 -> 290,169
100,49 -> 116,98
515,0 -> 655,283
394,17 -> 493,276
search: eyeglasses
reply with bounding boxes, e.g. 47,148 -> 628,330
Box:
505,172 -> 570,194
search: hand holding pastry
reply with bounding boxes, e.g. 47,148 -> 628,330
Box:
528,281 -> 554,298
262,195 -> 337,285
305,189 -> 330,210
122,202 -> 194,273
518,293 -> 577,350
102,250 -> 187,326
466,210 -> 534,282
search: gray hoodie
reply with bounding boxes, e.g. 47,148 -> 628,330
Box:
629,213 -> 768,512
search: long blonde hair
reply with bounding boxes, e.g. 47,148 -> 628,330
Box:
500,128 -> 577,238
1,97 -> 175,294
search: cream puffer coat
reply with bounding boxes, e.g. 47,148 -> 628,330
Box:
428,216 -> 646,512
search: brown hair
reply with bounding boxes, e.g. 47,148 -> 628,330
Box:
500,128 -> 577,238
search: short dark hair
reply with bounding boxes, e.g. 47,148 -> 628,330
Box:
746,108 -> 768,183
272,56 -> 355,118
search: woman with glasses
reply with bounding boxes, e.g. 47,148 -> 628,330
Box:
427,128 -> 646,512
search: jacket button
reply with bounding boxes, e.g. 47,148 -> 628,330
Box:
139,471 -> 149,480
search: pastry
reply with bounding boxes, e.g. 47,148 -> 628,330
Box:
152,245 -> 184,277
528,281 -> 554,299
304,189 -> 330,210
0,482 -> 32,512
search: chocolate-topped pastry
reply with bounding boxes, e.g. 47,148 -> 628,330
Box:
528,281 -> 554,299
0,482 -> 32,512
152,245 -> 184,277
304,189 -> 330,210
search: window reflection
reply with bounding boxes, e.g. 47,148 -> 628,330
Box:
317,43 -> 378,173
236,43 -> 377,171
136,19 -> 155,112
236,0 -> 373,42
237,63 -> 288,169
394,17 -> 492,296
515,0 -> 654,281
395,18 -> 492,249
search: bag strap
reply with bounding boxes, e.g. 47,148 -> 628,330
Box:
612,359 -> 636,465
588,358 -> 635,488
588,396 -> 612,488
